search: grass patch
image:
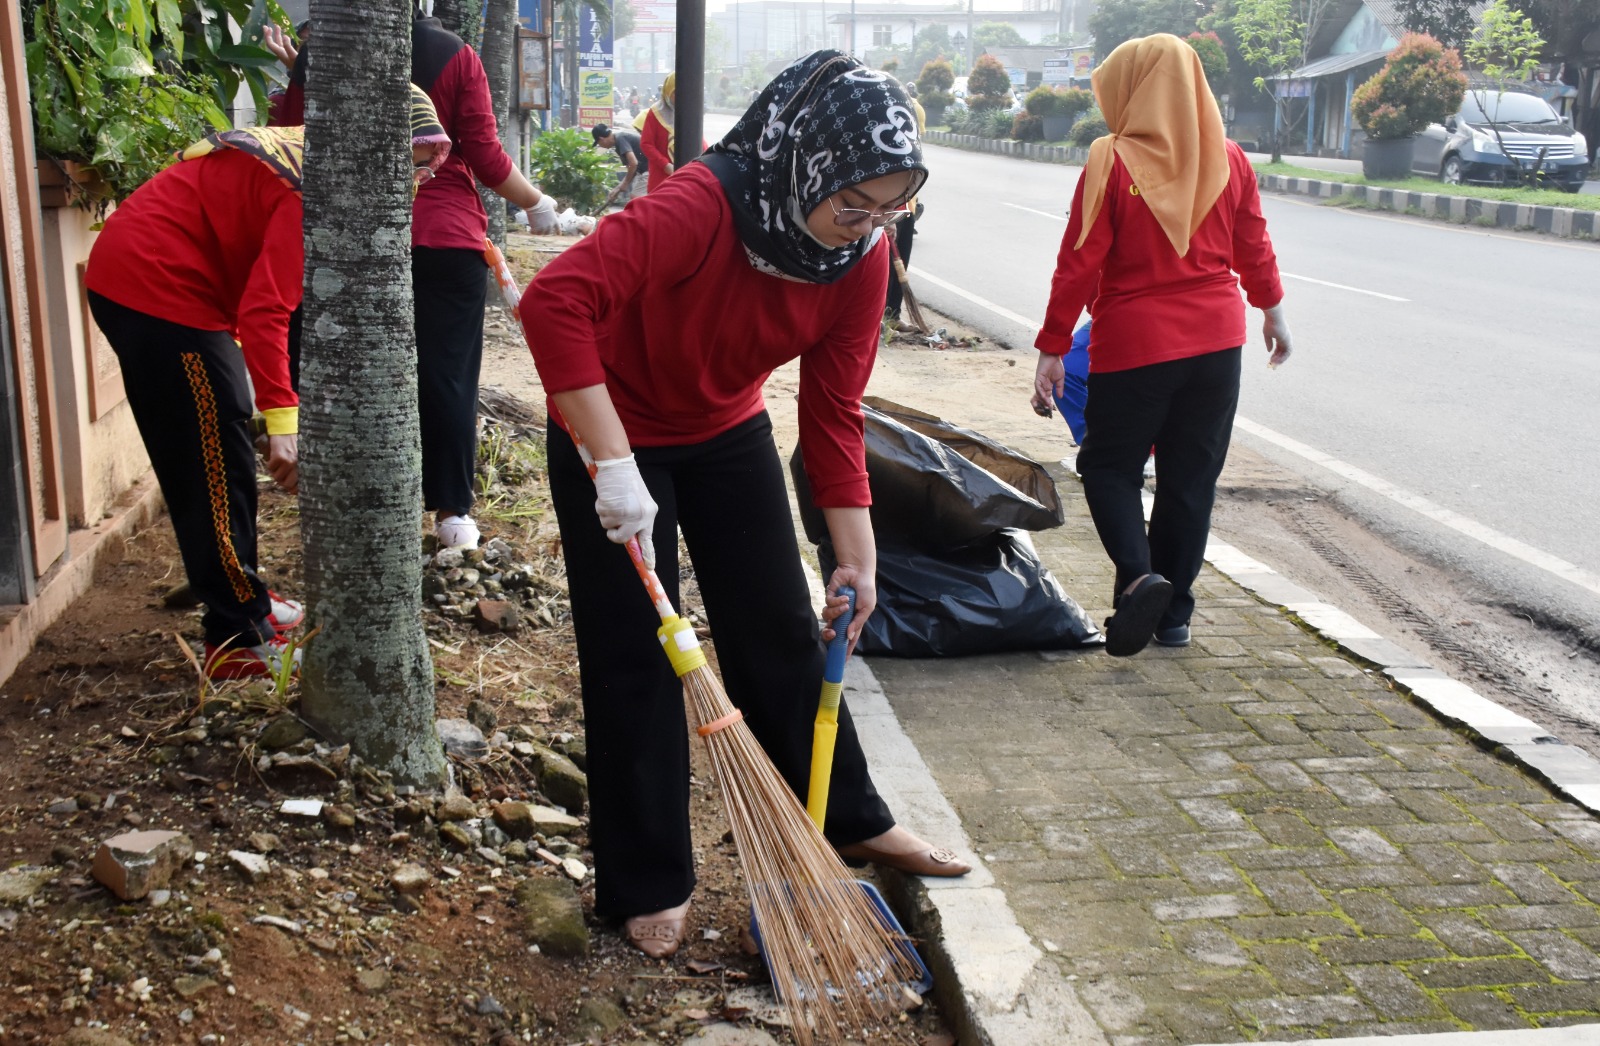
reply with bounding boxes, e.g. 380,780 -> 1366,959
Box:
1255,161 -> 1599,210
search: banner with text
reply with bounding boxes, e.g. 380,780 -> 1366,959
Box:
578,5 -> 615,127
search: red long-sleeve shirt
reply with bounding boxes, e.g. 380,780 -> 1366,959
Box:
412,37 -> 513,250
85,149 -> 303,432
640,110 -> 672,193
1036,140 -> 1283,372
520,162 -> 887,508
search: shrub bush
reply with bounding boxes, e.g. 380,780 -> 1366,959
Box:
1012,113 -> 1044,140
922,89 -> 955,113
1054,87 -> 1095,125
529,127 -> 616,213
1070,108 -> 1108,146
1186,31 -> 1229,89
1350,33 -> 1467,140
967,54 -> 1013,110
1024,85 -> 1057,116
984,108 -> 1016,138
917,58 -> 955,95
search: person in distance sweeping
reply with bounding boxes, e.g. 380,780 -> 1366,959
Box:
522,50 -> 972,961
1031,33 -> 1290,656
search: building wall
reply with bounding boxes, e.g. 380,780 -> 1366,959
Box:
40,205 -> 147,529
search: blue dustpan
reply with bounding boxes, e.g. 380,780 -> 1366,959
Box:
748,878 -> 934,1001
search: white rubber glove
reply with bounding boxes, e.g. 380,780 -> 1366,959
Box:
1263,303 -> 1292,369
592,454 -> 658,568
527,194 -> 559,234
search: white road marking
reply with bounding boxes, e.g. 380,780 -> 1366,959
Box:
1234,416 -> 1600,599
915,270 -> 1044,330
917,273 -> 1600,600
1001,202 -> 1068,221
1281,272 -> 1410,302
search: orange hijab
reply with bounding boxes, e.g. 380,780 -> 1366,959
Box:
1074,34 -> 1228,258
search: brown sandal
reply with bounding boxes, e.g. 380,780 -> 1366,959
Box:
624,905 -> 689,959
836,840 -> 973,877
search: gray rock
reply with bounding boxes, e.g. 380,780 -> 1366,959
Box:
0,865 -> 58,904
171,975 -> 218,999
575,996 -> 628,1039
476,994 -> 505,1016
435,719 -> 487,760
690,1024 -> 781,1045
92,829 -> 194,900
490,801 -> 535,839
436,793 -> 478,822
513,876 -> 589,957
465,699 -> 498,734
47,798 -> 79,815
433,547 -> 465,570
59,1031 -> 136,1046
227,850 -> 271,883
358,968 -> 392,994
258,714 -> 309,751
439,822 -> 476,851
554,737 -> 588,772
537,748 -> 588,814
390,863 -> 432,895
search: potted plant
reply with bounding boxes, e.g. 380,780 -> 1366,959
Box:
966,54 -> 1013,113
1028,86 -> 1093,141
23,0 -> 288,211
917,58 -> 955,125
1350,33 -> 1467,180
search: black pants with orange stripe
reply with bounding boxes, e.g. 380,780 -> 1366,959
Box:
89,292 -> 274,650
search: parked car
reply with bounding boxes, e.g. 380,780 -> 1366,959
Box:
1411,89 -> 1590,192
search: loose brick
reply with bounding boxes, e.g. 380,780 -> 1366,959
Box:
91,829 -> 194,901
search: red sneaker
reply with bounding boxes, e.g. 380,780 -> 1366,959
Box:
203,637 -> 301,680
268,592 -> 304,634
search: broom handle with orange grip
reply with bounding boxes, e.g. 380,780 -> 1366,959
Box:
483,238 -> 677,625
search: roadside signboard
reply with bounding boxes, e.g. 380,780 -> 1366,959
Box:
518,28 -> 550,110
633,0 -> 676,34
577,4 -> 614,128
1042,58 -> 1073,85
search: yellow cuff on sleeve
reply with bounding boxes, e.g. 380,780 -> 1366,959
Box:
261,406 -> 299,436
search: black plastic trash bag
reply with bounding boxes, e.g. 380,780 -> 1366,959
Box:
793,397 -> 1063,554
818,532 -> 1100,657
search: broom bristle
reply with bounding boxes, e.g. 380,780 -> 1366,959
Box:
682,668 -> 924,1045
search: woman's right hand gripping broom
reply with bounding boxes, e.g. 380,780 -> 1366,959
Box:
819,506 -> 877,652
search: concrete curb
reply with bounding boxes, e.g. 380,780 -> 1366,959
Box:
921,128 -> 1600,242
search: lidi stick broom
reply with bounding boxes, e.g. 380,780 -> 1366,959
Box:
484,240 -> 925,1045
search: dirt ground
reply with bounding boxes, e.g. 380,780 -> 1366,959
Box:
0,235 -> 959,1046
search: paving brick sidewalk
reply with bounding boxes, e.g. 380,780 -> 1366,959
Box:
862,466 -> 1600,1043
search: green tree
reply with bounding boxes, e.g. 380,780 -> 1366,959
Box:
299,0 -> 447,789
1394,0 -> 1478,48
1466,0 -> 1549,184
974,22 -> 1028,49
911,24 -> 954,72
614,0 -> 636,40
1230,0 -> 1331,160
1088,0 -> 1205,59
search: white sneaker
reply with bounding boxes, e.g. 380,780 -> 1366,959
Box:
1143,455 -> 1157,480
437,514 -> 480,549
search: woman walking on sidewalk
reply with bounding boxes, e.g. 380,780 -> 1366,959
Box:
521,50 -> 969,961
1030,33 -> 1292,656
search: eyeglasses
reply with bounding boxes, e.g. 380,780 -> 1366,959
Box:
829,196 -> 910,229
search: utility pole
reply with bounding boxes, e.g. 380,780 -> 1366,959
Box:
849,0 -> 856,56
965,0 -> 973,74
675,0 -> 705,168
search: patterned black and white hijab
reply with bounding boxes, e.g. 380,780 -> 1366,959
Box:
699,50 -> 927,284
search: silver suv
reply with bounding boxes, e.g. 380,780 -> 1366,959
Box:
1410,89 -> 1590,192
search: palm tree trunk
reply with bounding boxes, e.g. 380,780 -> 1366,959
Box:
479,0 -> 515,247
299,0 -> 447,789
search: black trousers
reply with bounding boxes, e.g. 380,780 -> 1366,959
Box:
88,292 -> 274,649
1076,347 -> 1241,630
547,414 -> 893,919
413,246 -> 487,515
883,215 -> 916,318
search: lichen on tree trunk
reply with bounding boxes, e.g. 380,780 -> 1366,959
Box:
298,0 -> 446,790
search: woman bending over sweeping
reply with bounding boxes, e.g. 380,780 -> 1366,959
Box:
521,50 -> 972,960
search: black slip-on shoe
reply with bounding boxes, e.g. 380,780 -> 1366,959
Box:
1104,574 -> 1174,657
